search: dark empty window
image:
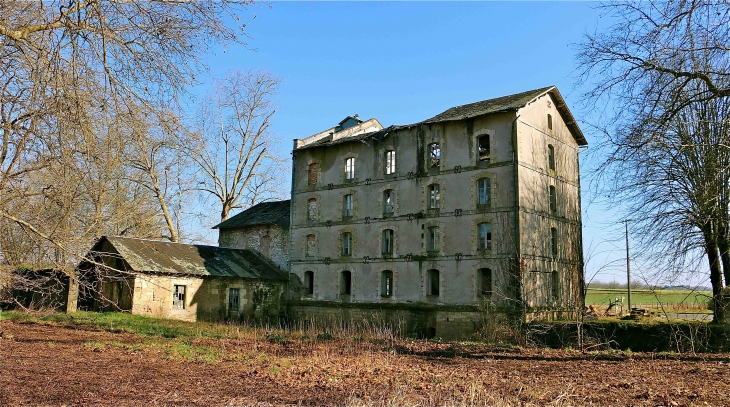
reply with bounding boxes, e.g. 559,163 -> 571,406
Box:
304,271 -> 314,295
551,227 -> 558,256
381,270 -> 393,297
228,288 -> 239,311
477,178 -> 491,206
385,150 -> 396,175
429,143 -> 441,168
428,184 -> 440,209
551,270 -> 559,301
478,135 -> 490,161
172,285 -> 186,309
383,189 -> 394,214
547,114 -> 553,130
478,223 -> 492,250
341,232 -> 352,256
479,268 -> 492,297
548,144 -> 555,171
382,229 -> 394,255
549,186 -> 557,212
308,163 -> 319,185
340,271 -> 352,295
427,269 -> 440,296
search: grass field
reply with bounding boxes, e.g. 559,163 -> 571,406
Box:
1,311 -> 729,406
586,288 -> 712,312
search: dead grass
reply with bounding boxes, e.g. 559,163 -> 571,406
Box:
0,311 -> 727,406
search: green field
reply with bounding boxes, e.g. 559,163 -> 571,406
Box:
585,288 -> 712,312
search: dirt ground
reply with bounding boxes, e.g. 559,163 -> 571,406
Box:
1,321 -> 729,407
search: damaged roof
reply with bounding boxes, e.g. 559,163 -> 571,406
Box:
91,236 -> 288,280
212,200 -> 290,230
296,86 -> 586,149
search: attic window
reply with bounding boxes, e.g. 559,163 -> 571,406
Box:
478,135 -> 490,161
429,143 -> 441,168
547,114 -> 553,130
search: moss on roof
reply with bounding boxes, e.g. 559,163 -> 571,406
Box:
212,200 -> 290,230
91,236 -> 287,280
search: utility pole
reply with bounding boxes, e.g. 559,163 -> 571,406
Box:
625,219 -> 632,315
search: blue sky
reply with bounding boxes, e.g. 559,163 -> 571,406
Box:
186,2 -> 708,287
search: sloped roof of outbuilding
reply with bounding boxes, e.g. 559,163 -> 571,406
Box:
89,236 -> 287,280
296,85 -> 586,149
212,200 -> 290,230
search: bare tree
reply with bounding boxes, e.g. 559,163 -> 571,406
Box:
188,70 -> 283,222
577,0 -> 730,121
577,0 -> 730,323
0,1 -> 254,266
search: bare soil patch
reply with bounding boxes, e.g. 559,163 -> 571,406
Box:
1,320 -> 728,406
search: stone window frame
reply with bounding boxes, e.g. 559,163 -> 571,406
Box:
426,268 -> 440,297
384,147 -> 396,176
376,265 -> 397,298
550,226 -> 558,257
340,270 -> 353,296
548,144 -> 556,172
303,270 -> 315,296
478,267 -> 493,298
380,270 -> 394,298
473,128 -> 496,166
342,152 -> 359,183
227,287 -> 240,312
476,222 -> 492,252
306,160 -> 322,186
339,189 -> 358,220
338,226 -> 356,257
304,232 -> 319,258
471,216 -> 495,254
424,178 -> 445,212
549,185 -> 557,213
382,187 -> 397,216
551,269 -> 560,303
305,193 -> 321,222
471,171 -> 495,210
422,219 -> 444,255
378,224 -> 398,258
172,284 -> 186,309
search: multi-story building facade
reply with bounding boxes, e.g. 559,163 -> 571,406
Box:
287,86 -> 586,339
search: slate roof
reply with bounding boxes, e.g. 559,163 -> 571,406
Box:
90,236 -> 287,280
212,200 -> 291,230
422,86 -> 553,123
296,86 -> 586,149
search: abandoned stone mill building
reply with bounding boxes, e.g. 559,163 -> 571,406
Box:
76,86 -> 586,339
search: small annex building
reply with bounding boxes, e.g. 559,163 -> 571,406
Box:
75,236 -> 288,322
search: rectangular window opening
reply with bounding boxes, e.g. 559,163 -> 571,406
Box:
343,194 -> 353,218
228,288 -> 240,311
478,135 -> 490,161
429,143 -> 441,168
385,150 -> 396,175
342,232 -> 352,256
427,226 -> 440,252
477,178 -> 491,206
344,157 -> 355,180
172,285 -> 186,309
480,268 -> 493,297
427,269 -> 440,296
381,271 -> 393,297
341,271 -> 352,295
383,190 -> 394,214
428,184 -> 440,209
382,229 -> 394,255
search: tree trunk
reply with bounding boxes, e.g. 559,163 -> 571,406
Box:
718,222 -> 730,287
704,227 -> 726,323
